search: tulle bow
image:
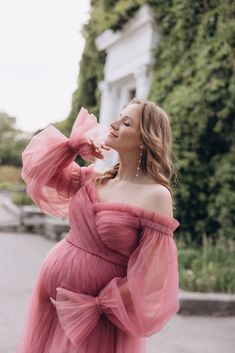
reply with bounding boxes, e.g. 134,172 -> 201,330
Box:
50,287 -> 101,346
50,287 -> 118,347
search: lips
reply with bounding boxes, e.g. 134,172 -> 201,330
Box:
108,131 -> 118,138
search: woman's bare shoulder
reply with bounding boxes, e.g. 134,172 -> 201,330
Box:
142,183 -> 173,218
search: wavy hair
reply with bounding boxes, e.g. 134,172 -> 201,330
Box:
96,98 -> 178,210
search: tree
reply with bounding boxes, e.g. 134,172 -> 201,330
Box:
0,111 -> 30,166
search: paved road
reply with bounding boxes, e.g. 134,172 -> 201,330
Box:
1,232 -> 235,353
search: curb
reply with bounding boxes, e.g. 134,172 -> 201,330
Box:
178,290 -> 235,316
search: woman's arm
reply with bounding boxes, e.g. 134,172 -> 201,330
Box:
21,107 -> 105,217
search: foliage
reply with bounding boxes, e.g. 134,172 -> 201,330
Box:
12,191 -> 33,206
0,166 -> 32,205
148,0 -> 235,243
177,235 -> 235,293
0,112 -> 30,166
64,0 -> 235,244
0,181 -> 20,192
62,30 -> 106,135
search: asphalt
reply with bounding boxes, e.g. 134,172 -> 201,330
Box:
1,231 -> 235,353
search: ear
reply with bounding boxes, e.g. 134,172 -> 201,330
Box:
139,143 -> 145,150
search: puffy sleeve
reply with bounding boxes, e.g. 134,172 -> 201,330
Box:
52,212 -> 181,346
21,107 -> 103,217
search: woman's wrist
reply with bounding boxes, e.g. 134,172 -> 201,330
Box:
66,137 -> 104,162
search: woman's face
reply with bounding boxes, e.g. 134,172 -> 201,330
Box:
105,104 -> 143,152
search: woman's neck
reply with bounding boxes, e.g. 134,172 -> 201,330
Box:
113,151 -> 156,185
115,151 -> 140,182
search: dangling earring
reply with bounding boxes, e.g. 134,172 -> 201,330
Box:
136,150 -> 143,177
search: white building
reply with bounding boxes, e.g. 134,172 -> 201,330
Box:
95,4 -> 159,170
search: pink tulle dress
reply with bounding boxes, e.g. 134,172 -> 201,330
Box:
15,108 -> 181,353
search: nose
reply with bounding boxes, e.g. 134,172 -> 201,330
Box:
110,120 -> 119,130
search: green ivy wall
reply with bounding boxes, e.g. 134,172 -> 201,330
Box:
63,0 -> 235,245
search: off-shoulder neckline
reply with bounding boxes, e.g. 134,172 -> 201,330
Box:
85,179 -> 180,231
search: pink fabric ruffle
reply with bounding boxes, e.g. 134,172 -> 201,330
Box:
21,107 -> 100,217
52,216 -> 180,344
53,286 -> 119,346
53,288 -> 102,346
87,179 -> 180,235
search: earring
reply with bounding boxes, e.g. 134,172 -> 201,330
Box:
136,150 -> 143,177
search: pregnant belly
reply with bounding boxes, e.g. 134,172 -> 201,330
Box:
38,238 -> 126,299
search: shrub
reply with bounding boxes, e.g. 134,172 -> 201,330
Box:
12,192 -> 33,206
178,235 -> 235,293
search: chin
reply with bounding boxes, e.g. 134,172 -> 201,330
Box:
105,141 -> 118,153
105,136 -> 114,148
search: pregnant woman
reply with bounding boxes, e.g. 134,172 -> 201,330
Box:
15,97 -> 181,353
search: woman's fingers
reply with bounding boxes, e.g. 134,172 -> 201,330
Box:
101,144 -> 111,151
50,297 -> 56,306
93,150 -> 104,159
87,139 -> 111,159
89,139 -> 110,151
89,140 -> 104,158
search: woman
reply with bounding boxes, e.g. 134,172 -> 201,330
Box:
15,98 -> 181,353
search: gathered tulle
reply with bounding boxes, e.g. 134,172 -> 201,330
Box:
53,214 -> 180,344
16,107 -> 181,353
21,107 -> 99,217
55,288 -> 102,346
15,238 -> 128,353
53,287 -> 119,347
99,226 -> 180,336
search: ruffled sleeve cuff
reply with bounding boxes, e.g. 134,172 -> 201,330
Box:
139,209 -> 180,237
21,107 -> 102,217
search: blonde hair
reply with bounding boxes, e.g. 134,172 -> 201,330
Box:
96,98 -> 178,210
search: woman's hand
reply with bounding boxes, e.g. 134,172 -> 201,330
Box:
89,140 -> 111,160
